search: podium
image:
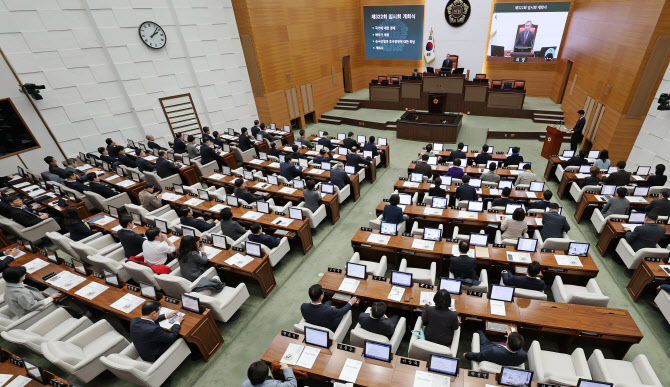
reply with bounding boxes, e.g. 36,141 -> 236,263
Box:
428,93 -> 446,113
541,126 -> 565,159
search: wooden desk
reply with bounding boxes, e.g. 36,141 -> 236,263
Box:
88,167 -> 144,203
125,152 -> 199,185
394,179 -> 545,202
574,193 -> 652,223
277,145 -> 377,183
596,219 -> 670,255
7,178 -> 91,218
8,245 -> 223,361
427,150 -> 509,162
626,259 -> 670,302
306,136 -> 391,168
557,171 -> 648,199
203,174 -> 340,224
396,112 -> 462,143
407,164 -> 526,180
0,348 -> 69,386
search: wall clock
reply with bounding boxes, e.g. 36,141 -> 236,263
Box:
139,21 -> 166,49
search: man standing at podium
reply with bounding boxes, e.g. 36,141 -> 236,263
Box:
569,110 -> 586,151
514,21 -> 535,53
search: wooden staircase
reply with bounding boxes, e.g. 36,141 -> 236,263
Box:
334,100 -> 361,111
532,110 -> 564,125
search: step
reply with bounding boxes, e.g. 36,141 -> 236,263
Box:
318,118 -> 342,125
337,101 -> 360,106
533,112 -> 563,118
533,118 -> 561,124
334,105 -> 359,111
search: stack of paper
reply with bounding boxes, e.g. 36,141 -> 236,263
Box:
526,192 -> 537,198
554,255 -> 583,267
224,253 -> 254,267
309,169 -> 325,175
489,189 -> 501,195
420,291 -> 436,306
208,203 -> 228,213
28,188 -> 46,197
458,211 -> 478,219
158,307 -> 185,329
338,359 -> 362,383
625,196 -> 647,203
509,170 -> 522,175
161,192 -> 183,201
413,370 -> 450,387
94,216 -> 116,226
203,246 -> 222,258
475,246 -> 490,258
76,164 -> 93,171
403,182 -> 420,188
632,175 -> 644,181
184,198 -> 205,206
279,187 -> 297,194
209,173 -> 225,180
534,218 -> 543,226
338,278 -> 360,293
296,346 -> 321,369
248,159 -> 264,164
306,151 -> 319,156
145,155 -> 158,161
269,162 -> 281,168
0,375 -> 12,386
168,236 -> 180,243
46,271 -> 86,291
117,180 -> 135,187
506,252 -> 532,263
110,293 -> 145,313
490,300 -> 506,316
241,211 -> 263,220
254,182 -> 271,189
660,265 -> 670,275
75,282 -> 109,300
14,182 -> 31,188
594,195 -> 607,202
367,234 -> 391,245
424,208 -> 443,216
23,258 -> 49,274
621,223 -> 640,231
412,239 -> 435,251
272,217 -> 294,226
387,286 -> 405,301
105,174 -> 120,181
6,375 -> 32,387
574,173 -> 589,179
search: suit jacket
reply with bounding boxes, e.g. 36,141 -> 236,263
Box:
492,197 -> 514,208
234,187 -> 263,204
300,302 -> 352,332
343,137 -> 357,149
625,223 -> 666,252
5,283 -> 48,318
601,197 -> 629,218
296,136 -> 314,149
312,153 -> 333,165
49,165 -> 68,179
303,189 -> 321,213
456,184 -> 477,201
502,272 -> 546,292
173,138 -> 187,154
279,162 -> 302,181
136,157 -> 156,173
219,219 -> 247,241
202,133 -> 214,143
414,162 -> 432,177
107,145 -> 119,158
200,144 -> 219,165
515,172 -> 537,186
540,211 -> 570,240
566,156 -> 589,167
646,174 -> 667,187
481,171 -> 500,183
358,313 -> 396,339
118,228 -> 146,258
0,253 -> 14,274
291,152 -> 306,160
346,153 -> 370,172
9,206 -> 43,227
410,73 -> 422,80
130,316 -> 180,362
242,368 -> 297,387
645,198 -> 670,218
450,254 -> 478,280
466,335 -> 528,367
528,199 -> 551,210
181,216 -> 216,232
269,147 -> 282,157
260,130 -> 278,141
514,30 -> 535,48
441,59 -> 453,69
100,154 -> 118,165
330,168 -> 350,189
363,142 -> 379,156
0,201 -> 12,218
604,170 -> 631,186
428,186 -> 446,198
238,134 -> 254,151
65,180 -> 91,193
156,157 -> 180,178
504,154 -> 524,166
64,166 -> 86,181
117,154 -> 137,168
68,220 -> 95,241
186,143 -> 199,159
474,152 -> 492,165
580,175 -> 601,188
573,117 -> 586,137
250,126 -> 261,138
317,137 -> 335,150
382,204 -> 405,224
148,141 -> 164,150
249,233 -> 280,249
90,181 -> 117,198
449,150 -> 466,162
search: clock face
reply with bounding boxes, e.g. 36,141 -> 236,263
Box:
139,21 -> 166,49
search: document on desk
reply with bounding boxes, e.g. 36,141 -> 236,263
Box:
95,216 -> 116,226
28,188 -> 46,197
412,239 -> 435,251
506,251 -> 532,263
420,291 -> 436,306
224,253 -> 254,267
269,162 -> 281,168
168,236 -> 180,243
423,207 -> 443,216
413,370 -> 450,387
254,182 -> 271,189
161,192 -> 183,201
509,170 -> 522,175
534,218 -> 542,226
558,157 -> 569,161
451,245 -> 475,258
526,192 -> 537,199
458,211 -> 479,219
272,217 -> 294,227
13,181 -> 30,188
621,223 -> 640,231
116,180 -> 136,187
625,196 -> 647,203
279,187 -> 297,194
112,225 -> 123,232
184,198 -> 205,206
158,307 -> 185,329
46,271 -> 86,291
0,374 -> 12,387
241,211 -> 263,220
12,250 -> 26,258
387,286 -> 405,302
75,281 -> 109,300
248,159 -> 264,164
594,195 -> 607,202
489,189 -> 501,196
145,155 -> 158,161
208,203 -> 228,213
490,300 -> 506,316
296,346 -> 321,369
574,173 -> 590,179
367,233 -> 391,245
281,343 -> 304,365
203,246 -> 222,258
403,181 -> 421,188
110,293 -> 145,314
338,278 -> 360,294
208,173 -> 225,180
660,265 -> 670,276
23,258 -> 49,274
475,246 -> 490,258
76,164 -> 93,171
309,169 -> 325,175
338,358 -> 362,383
554,255 -> 583,267
632,175 -> 644,181
105,174 -> 120,181
5,375 -> 31,387
306,151 -> 319,156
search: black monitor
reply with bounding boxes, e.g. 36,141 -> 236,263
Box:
380,221 -> 397,236
469,233 -> 488,247
109,205 -> 120,219
72,258 -> 87,276
140,281 -> 158,300
439,278 -> 462,295
155,219 -> 168,234
576,379 -> 614,387
211,233 -> 228,250
256,201 -> 270,214
346,262 -> 367,280
427,354 -> 459,377
498,367 -> 534,387
490,45 -> 504,57
567,242 -> 590,257
390,271 -> 412,287
628,212 -> 646,224
423,227 -> 442,242
182,226 -> 196,238
516,238 -> 538,252
431,197 -> 448,209
45,249 -> 60,264
181,294 -> 201,314
23,359 -> 46,384
246,241 -> 262,258
490,285 -> 515,302
363,341 -> 392,362
467,201 -> 484,212
104,269 -> 121,287
304,326 -> 330,348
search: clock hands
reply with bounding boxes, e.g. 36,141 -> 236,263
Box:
151,27 -> 159,38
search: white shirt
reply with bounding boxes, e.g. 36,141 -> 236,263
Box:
142,240 -> 175,265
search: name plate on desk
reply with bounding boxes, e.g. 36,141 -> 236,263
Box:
467,290 -> 483,297
165,297 -> 180,304
372,276 -> 387,282
492,243 -> 506,248
63,261 -> 74,269
127,285 -> 140,292
417,202 -> 426,206
419,283 -> 434,289
445,238 -> 458,243
10,356 -> 23,367
337,343 -> 356,352
214,199 -> 224,203
92,272 -> 104,279
49,380 -> 68,387
328,267 -> 343,273
383,199 -> 390,202
612,218 -> 625,222
488,209 -> 500,213
399,177 -> 408,181
232,247 -> 245,252
360,227 -> 373,232
468,370 -> 489,379
538,384 -> 562,387
541,248 -> 555,253
281,330 -> 299,339
401,232 -> 413,237
400,358 -> 420,367
188,192 -> 197,196
645,257 -> 663,262
42,272 -> 56,281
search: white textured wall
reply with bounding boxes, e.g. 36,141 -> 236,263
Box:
423,0 -> 493,74
0,0 -> 256,164
626,61 -> 670,186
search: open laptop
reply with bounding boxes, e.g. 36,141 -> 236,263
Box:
600,184 -> 616,200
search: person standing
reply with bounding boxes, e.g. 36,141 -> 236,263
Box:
570,110 -> 586,151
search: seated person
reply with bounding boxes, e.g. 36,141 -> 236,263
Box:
514,164 -> 536,186
418,143 -> 433,158
624,213 -> 666,252
566,150 -> 589,167
330,163 -> 350,189
358,301 -> 400,339
64,158 -> 86,181
346,146 -> 370,172
528,190 -> 553,210
296,129 -> 313,149
139,183 -> 163,211
212,131 -> 225,148
382,194 -> 406,224
146,134 -> 166,151
464,330 -> 527,367
4,266 -> 62,318
142,228 -> 176,266
363,136 -> 379,156
644,188 -> 670,218
502,261 -> 546,292
243,361 -> 297,387
540,203 -> 570,240
200,138 -> 222,169
446,158 -> 464,179
64,206 -> 95,241
481,162 -> 500,183
475,145 -> 492,165
449,142 -> 466,161
106,138 -> 119,157
0,248 -> 20,274
118,215 -> 146,258
86,172 -> 118,198
422,289 -> 459,347
414,154 -> 433,177
202,126 -> 214,143
501,207 -> 527,240
45,156 -> 68,179
64,171 -> 90,193
234,178 -> 264,204
450,241 -> 478,281
604,161 -> 631,186
455,175 -> 477,202
116,146 -> 137,168
428,177 -> 447,198
279,160 -> 302,181
312,148 -> 333,164
317,131 -> 335,150
7,195 -> 50,227
249,222 -> 280,249
135,149 -> 156,173
290,144 -> 306,160
410,68 -> 422,80
259,123 -> 279,142
594,150 -> 610,170
178,206 -> 218,233
343,132 -> 357,149
580,166 -> 601,188
130,301 -> 184,362
155,150 -> 182,178
646,164 -> 667,187
300,284 -> 358,332
97,147 -> 117,165
219,207 -> 247,241
303,179 -> 320,213
268,143 -> 282,158
238,127 -> 254,152
503,147 -> 523,166
185,135 -> 199,159
173,133 -> 187,154
492,187 -> 514,207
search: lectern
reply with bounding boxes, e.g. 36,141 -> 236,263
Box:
541,126 -> 566,159
428,93 -> 446,113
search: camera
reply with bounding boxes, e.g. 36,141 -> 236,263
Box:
21,83 -> 46,100
658,93 -> 669,111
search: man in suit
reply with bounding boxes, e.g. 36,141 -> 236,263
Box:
514,21 -> 535,52
317,131 -> 335,150
268,143 -> 282,158
312,148 -> 333,164
7,195 -> 49,227
211,131 -> 225,148
624,213 -> 666,252
456,175 -> 477,202
139,183 -> 163,211
178,206 -> 218,232
570,110 -> 586,151
290,145 -> 306,160
105,138 -> 119,158
64,171 -> 90,193
504,147 -> 524,166
86,172 -> 117,198
238,127 -> 255,152
540,203 -> 570,240
0,248 -> 19,275
382,194 -> 406,224
346,146 -> 370,173
117,215 -> 146,258
580,166 -> 601,188
249,222 -> 280,249
116,146 -> 137,169
135,149 -> 156,173
258,123 -> 279,142
64,158 -> 87,181
358,302 -> 400,339
464,330 -> 527,367
250,120 -> 261,138
130,301 -> 184,363
301,284 -> 358,332
44,156 -> 68,179
481,162 -> 501,183
644,189 -> 670,218
330,163 -> 350,189
296,130 -> 313,149
449,142 -> 467,162
410,68 -> 422,80
414,154 -> 433,178
219,207 -> 247,241
441,54 -> 453,71
173,133 -> 187,154
156,150 -> 182,178
202,126 -> 214,143
604,161 -> 631,186
200,138 -> 223,170
566,149 -> 589,167
428,177 -> 447,198
502,261 -> 546,291
234,178 -> 265,204
601,187 -> 630,218
145,134 -> 166,151
343,132 -> 357,149
279,160 -> 303,181
492,187 -> 515,207
363,136 -> 379,157
243,361 -> 297,387
450,241 -> 478,281
97,147 -> 118,165
514,163 -> 537,186
528,190 -> 553,210
475,145 -> 492,165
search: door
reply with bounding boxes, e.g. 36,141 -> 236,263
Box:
342,55 -> 352,93
556,60 -> 573,104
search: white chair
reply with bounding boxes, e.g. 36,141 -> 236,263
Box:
452,226 -> 485,242
555,165 -> 578,182
125,203 -> 172,226
369,214 -> 406,233
408,316 -> 460,360
454,199 -> 469,209
527,208 -> 545,215
448,270 -> 489,293
494,229 -> 529,247
615,239 -> 668,270
181,182 -> 215,194
499,278 -> 546,301
42,320 -> 130,383
350,308 -> 406,354
186,282 -> 250,322
101,339 -> 191,387
399,258 -> 436,286
192,158 -> 217,178
568,183 -> 601,203
410,223 -> 444,238
231,146 -> 256,162
47,231 -> 103,259
648,186 -> 667,195
333,184 -> 350,204
470,331 -> 525,373
349,252 -> 387,277
0,299 -> 58,332
528,341 -> 590,386
155,267 -> 218,298
71,235 -> 123,265
122,260 -> 178,289
87,249 -> 132,282
243,235 -> 290,267
590,210 -> 628,234
296,202 -> 327,228
294,311 -> 353,343
588,350 -> 662,387
533,230 -> 573,251
0,216 -> 60,243
208,187 -> 228,201
1,308 -> 92,354
551,276 -> 609,307
654,289 -> 670,331
143,171 -> 182,191
84,191 -> 132,212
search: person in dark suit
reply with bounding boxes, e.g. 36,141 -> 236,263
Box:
317,131 -> 335,150
135,149 -> 156,173
441,54 -> 453,71
570,110 -> 586,151
604,161 -> 631,186
343,132 -> 357,149
44,156 -> 68,179
64,172 -> 91,193
313,148 -> 333,164
330,163 -> 350,189
450,241 -> 478,280
414,154 -> 433,178
296,129 -> 314,149
279,160 -> 302,181
249,222 -> 280,249
117,215 -> 146,258
301,284 -> 358,332
514,21 -> 535,50
268,143 -> 282,158
409,68 -> 422,80
428,177 -> 447,198
64,158 -> 87,181
580,166 -> 601,188
422,289 -> 459,347
346,146 -> 370,172
219,207 -> 247,241
645,189 -> 670,218
449,142 -> 467,162
358,302 -> 400,339
290,145 -> 306,160
540,203 -> 570,240
528,190 -> 553,210
456,175 -> 477,202
0,248 -> 19,274
105,138 -> 119,158
646,164 -> 667,187
97,147 -> 118,165
200,138 -> 222,169
211,131 -> 225,148
624,213 -> 666,252
145,134 -> 166,151
475,145 -> 492,165
566,150 -> 589,167
234,178 -> 265,204
504,147 -> 524,166
250,120 -> 261,138
63,206 -> 95,241
116,147 -> 137,169
464,330 -> 527,367
86,172 -> 117,198
130,301 -> 183,362
382,194 -> 406,224
502,261 -> 546,292
237,127 -> 255,152
258,123 -> 279,142
363,136 -> 379,157
202,126 -> 214,143
492,188 -> 514,208
178,206 -> 218,233
7,195 -> 49,227
173,133 -> 187,154
156,151 -> 182,178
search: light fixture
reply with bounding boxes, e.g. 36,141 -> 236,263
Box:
21,83 -> 45,100
658,93 -> 669,111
